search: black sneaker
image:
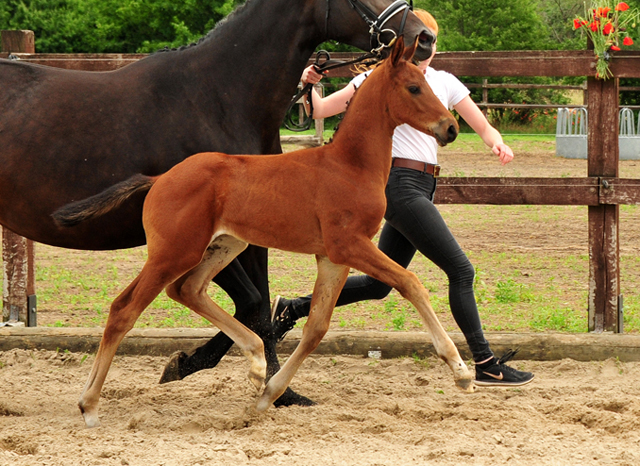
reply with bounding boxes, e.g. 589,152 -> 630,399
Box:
271,295 -> 297,342
475,349 -> 534,387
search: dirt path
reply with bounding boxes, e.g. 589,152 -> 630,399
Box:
1,349 -> 640,466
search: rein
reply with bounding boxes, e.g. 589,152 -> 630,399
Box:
284,0 -> 413,132
284,50 -> 379,132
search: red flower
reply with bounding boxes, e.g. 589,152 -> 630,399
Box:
590,21 -> 600,32
611,45 -> 621,51
594,7 -> 611,18
603,22 -> 614,35
624,36 -> 634,46
574,19 -> 590,29
616,2 -> 630,11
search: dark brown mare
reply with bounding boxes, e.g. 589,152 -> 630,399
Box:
53,39 -> 474,428
0,0 -> 435,405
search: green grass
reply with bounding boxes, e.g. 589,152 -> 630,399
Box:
14,224 -> 639,334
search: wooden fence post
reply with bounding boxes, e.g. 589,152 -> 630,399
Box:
481,78 -> 489,117
314,83 -> 324,145
587,76 -> 620,332
1,30 -> 37,327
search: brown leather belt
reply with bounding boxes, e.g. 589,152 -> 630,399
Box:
391,157 -> 440,177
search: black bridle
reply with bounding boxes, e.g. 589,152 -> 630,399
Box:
346,0 -> 413,53
285,0 -> 414,131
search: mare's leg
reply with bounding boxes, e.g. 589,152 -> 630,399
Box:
159,257 -> 262,383
79,263 -> 178,428
159,245 -> 315,406
339,238 -> 475,392
256,256 -> 349,411
237,246 -> 315,407
165,236 -> 266,389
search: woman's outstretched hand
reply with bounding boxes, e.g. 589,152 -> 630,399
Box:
492,143 -> 514,165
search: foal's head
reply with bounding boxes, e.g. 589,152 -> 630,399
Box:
365,38 -> 459,146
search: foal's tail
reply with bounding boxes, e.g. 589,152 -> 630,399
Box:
52,174 -> 156,227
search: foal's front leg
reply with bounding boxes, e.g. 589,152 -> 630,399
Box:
256,256 -> 349,411
341,238 -> 475,392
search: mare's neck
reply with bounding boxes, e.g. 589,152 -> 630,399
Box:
156,0 -> 325,148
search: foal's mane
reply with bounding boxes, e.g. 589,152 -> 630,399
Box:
329,61 -> 383,142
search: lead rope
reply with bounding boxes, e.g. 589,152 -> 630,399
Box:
284,0 -> 412,131
284,50 -> 380,131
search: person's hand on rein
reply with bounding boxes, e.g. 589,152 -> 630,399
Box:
301,65 -> 325,85
492,142 -> 514,165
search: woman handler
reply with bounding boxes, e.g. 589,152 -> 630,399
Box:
272,10 -> 533,387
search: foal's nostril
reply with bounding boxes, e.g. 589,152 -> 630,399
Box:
447,124 -> 458,143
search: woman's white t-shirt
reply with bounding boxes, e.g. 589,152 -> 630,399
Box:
350,66 -> 469,165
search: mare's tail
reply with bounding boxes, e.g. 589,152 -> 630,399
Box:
52,174 -> 156,227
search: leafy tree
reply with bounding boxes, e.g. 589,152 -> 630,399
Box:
416,0 -> 550,51
0,0 -> 103,52
0,0 -> 242,53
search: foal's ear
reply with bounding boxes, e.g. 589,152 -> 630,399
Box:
390,36 -> 418,67
403,37 -> 418,62
390,35 -> 406,66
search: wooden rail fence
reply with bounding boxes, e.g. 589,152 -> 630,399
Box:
2,33 -> 640,332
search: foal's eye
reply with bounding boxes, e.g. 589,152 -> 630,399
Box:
408,85 -> 421,95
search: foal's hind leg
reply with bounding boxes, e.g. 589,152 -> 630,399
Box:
256,256 -> 349,411
79,266 -> 172,427
166,235 -> 266,390
337,238 -> 474,392
158,257 -> 262,384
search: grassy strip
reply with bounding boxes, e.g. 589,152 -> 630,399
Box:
22,205 -> 640,334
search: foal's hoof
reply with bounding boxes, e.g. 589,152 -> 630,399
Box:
455,377 -> 476,393
159,351 -> 188,384
82,412 -> 101,429
79,403 -> 101,428
273,387 -> 316,408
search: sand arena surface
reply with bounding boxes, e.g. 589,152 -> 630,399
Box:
1,349 -> 640,465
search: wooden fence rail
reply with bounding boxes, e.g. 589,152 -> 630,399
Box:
2,36 -> 639,332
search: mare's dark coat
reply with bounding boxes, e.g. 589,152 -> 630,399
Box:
0,0 -> 433,387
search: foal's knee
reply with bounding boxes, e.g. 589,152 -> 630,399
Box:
301,320 -> 331,350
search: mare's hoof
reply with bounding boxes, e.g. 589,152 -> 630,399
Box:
273,387 -> 316,408
159,351 -> 188,384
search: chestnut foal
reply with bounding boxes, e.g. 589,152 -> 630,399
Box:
53,39 -> 474,427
